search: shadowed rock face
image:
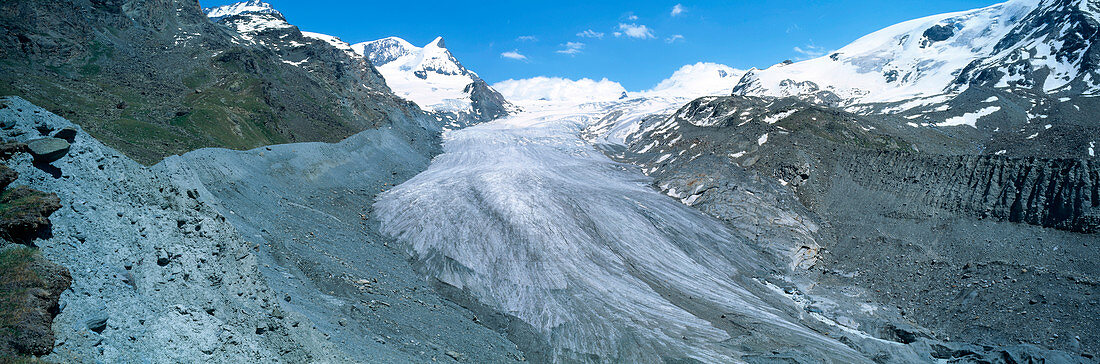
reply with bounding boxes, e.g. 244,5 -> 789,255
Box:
466,80 -> 514,123
922,24 -> 955,43
834,152 -> 1100,233
630,95 -> 1099,234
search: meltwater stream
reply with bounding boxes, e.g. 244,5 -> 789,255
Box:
375,102 -> 869,363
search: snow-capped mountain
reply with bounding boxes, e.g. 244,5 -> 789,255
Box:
731,0 -> 1099,158
492,62 -> 743,108
733,0 -> 1098,106
202,2 -> 379,67
640,62 -> 746,98
352,37 -> 514,125
204,0 -> 281,20
202,1 -> 299,43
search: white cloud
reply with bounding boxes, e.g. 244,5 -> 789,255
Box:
500,50 -> 528,61
670,4 -> 685,16
556,42 -> 585,55
516,35 -> 538,42
577,29 -> 605,39
613,32 -> 622,37
665,34 -> 685,43
492,77 -> 627,103
793,43 -> 826,58
624,12 -> 639,21
616,23 -> 654,39
641,62 -> 747,98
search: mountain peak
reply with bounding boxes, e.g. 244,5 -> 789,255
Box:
350,36 -> 513,120
204,0 -> 281,20
427,36 -> 446,49
353,37 -> 417,66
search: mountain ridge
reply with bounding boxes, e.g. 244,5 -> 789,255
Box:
0,0 -> 435,164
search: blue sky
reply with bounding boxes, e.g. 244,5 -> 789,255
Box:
201,0 -> 1000,90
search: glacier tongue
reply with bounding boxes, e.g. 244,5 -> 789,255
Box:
375,103 -> 868,362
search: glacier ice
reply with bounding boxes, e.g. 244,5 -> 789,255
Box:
376,105 -> 870,362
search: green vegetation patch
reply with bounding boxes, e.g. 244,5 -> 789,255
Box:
182,69 -> 211,90
0,188 -> 55,222
0,247 -> 42,339
177,75 -> 287,149
78,41 -> 114,77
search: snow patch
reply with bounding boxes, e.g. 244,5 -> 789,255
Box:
940,106 -> 1000,127
763,109 -> 799,124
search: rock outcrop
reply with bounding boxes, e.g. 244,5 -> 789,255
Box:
0,246 -> 71,358
838,152 -> 1100,233
0,186 -> 61,243
606,94 -> 1099,360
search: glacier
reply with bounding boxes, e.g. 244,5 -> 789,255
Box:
374,101 -> 874,363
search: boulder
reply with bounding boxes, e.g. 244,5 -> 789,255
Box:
52,127 -> 77,142
26,138 -> 69,163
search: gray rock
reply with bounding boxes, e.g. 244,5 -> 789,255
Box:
26,138 -> 69,162
52,127 -> 77,142
85,315 -> 108,334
